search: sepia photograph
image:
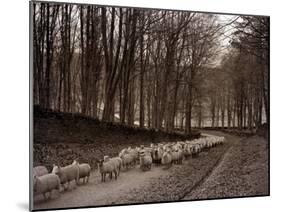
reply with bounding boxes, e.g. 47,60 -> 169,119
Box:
30,0 -> 269,211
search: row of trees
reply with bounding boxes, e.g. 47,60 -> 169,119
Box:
33,2 -> 269,133
206,16 -> 269,129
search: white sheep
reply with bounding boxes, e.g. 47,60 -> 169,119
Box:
118,148 -> 129,158
189,143 -> 201,157
33,166 -> 48,177
103,155 -> 110,162
161,150 -> 173,169
103,156 -> 122,175
183,144 -> 192,158
120,153 -> 134,170
52,164 -> 79,190
171,149 -> 184,164
98,159 -> 118,182
172,143 -> 182,151
151,146 -> 164,164
109,157 -> 122,176
33,173 -> 61,200
72,160 -> 91,184
139,151 -> 152,171
127,148 -> 139,165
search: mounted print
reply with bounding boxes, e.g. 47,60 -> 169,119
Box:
30,0 -> 269,211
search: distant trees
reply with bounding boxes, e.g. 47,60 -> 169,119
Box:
32,2 -> 269,134
206,16 -> 269,130
232,16 -> 269,125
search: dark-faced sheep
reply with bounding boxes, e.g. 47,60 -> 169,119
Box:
139,151 -> 152,171
171,149 -> 184,164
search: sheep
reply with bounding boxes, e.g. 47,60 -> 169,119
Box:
172,143 -> 182,151
120,153 -> 134,170
163,143 -> 173,152
72,160 -> 91,184
98,159 -> 118,182
139,145 -> 153,154
127,148 -> 139,165
33,173 -> 61,200
183,144 -> 192,158
139,151 -> 152,171
171,149 -> 184,164
200,140 -> 209,151
52,164 -> 79,190
151,146 -> 164,165
33,166 -> 48,177
119,147 -> 137,168
191,144 -> 201,157
218,136 -> 225,145
161,150 -> 173,169
104,155 -> 110,162
151,148 -> 159,164
103,156 -> 122,176
119,148 -> 129,158
109,157 -> 122,176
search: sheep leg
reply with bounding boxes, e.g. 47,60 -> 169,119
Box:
63,183 -> 67,191
55,183 -> 61,196
76,177 -> 80,185
48,191 -> 52,199
56,188 -> 61,197
114,171 -> 117,180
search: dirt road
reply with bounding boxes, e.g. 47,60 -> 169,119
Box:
33,131 -> 268,210
183,133 -> 269,200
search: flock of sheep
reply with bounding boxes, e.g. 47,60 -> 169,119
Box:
33,134 -> 225,201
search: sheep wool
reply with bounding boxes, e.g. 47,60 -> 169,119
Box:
52,164 -> 80,188
33,173 -> 61,200
139,153 -> 152,171
161,151 -> 173,169
72,160 -> 91,184
99,159 -> 118,182
33,166 -> 48,177
110,157 -> 122,175
120,153 -> 134,170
